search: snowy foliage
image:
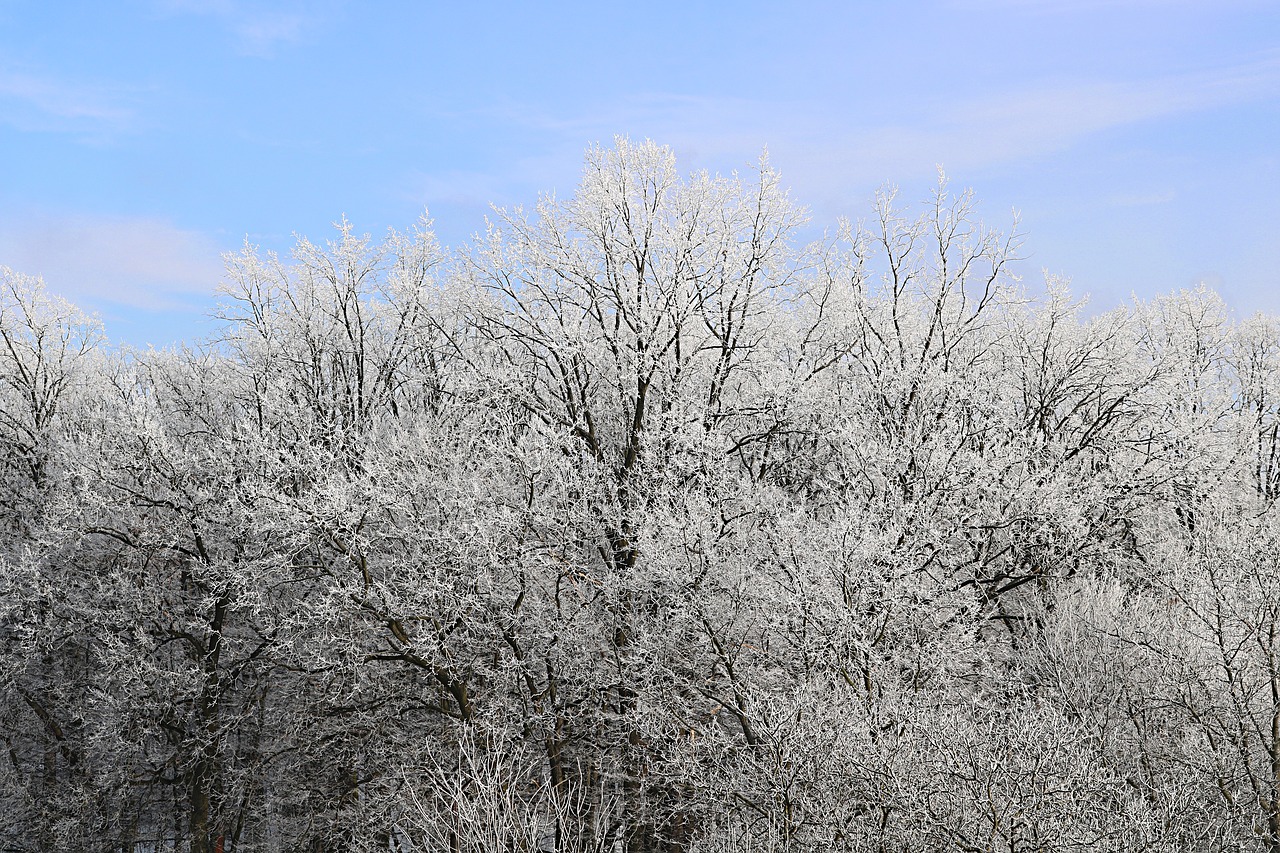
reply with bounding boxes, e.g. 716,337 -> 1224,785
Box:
2,141 -> 1278,852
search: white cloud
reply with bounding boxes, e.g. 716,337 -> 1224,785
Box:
153,0 -> 327,57
0,214 -> 225,311
866,53 -> 1276,166
464,52 -> 1280,210
0,70 -> 134,134
946,0 -> 1269,11
408,168 -> 516,209
1109,190 -> 1177,207
235,12 -> 308,55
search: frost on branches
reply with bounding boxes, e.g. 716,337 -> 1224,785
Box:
2,140 -> 1279,852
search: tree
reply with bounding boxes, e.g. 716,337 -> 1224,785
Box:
0,269 -> 105,851
4,139 -> 1280,852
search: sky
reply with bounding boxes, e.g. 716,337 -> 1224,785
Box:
0,0 -> 1277,346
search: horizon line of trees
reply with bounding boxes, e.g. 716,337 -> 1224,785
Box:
4,138 -> 1280,852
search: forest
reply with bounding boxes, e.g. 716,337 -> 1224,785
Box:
3,139 -> 1280,853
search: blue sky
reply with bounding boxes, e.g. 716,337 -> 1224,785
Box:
0,0 -> 1276,346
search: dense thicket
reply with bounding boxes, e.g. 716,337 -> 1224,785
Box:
3,140 -> 1280,853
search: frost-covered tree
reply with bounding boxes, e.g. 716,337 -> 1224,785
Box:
3,139 -> 1280,852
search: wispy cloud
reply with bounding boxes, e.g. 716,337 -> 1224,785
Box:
407,168 -> 521,211
153,0 -> 328,57
0,70 -> 134,134
946,0 -> 1269,11
1109,190 -> 1177,207
438,51 -> 1280,212
0,214 -> 225,311
235,12 -> 308,55
415,92 -> 802,199
831,55 -> 1280,176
